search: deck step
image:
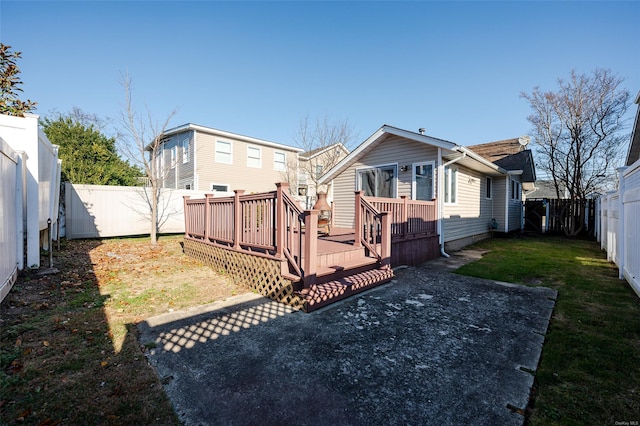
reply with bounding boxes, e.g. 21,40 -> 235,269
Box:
316,256 -> 379,280
297,267 -> 394,312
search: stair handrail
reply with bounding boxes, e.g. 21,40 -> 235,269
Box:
355,191 -> 391,269
276,183 -> 305,280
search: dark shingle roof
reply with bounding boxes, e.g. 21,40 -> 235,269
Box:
467,139 -> 536,183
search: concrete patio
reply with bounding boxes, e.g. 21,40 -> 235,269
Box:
138,256 -> 557,425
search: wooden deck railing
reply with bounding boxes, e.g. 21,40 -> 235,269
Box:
364,195 -> 437,239
355,192 -> 391,269
184,183 -> 318,286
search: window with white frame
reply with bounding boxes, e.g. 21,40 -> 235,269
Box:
511,179 -> 521,200
315,164 -> 324,180
357,164 -> 397,198
444,165 -> 457,204
216,140 -> 232,164
413,162 -> 434,200
486,177 -> 492,199
210,183 -> 229,192
247,146 -> 261,168
170,145 -> 177,168
274,151 -> 286,171
182,138 -> 190,164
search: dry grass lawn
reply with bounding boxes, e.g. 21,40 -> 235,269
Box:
1,235 -> 249,425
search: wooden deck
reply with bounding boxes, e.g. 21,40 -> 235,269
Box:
183,184 -> 439,312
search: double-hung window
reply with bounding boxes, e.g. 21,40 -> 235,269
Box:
274,151 -> 286,171
444,165 -> 457,204
247,146 -> 261,168
216,140 -> 232,164
182,138 -> 190,164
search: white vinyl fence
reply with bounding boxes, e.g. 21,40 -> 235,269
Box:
599,163 -> 640,297
0,137 -> 26,303
65,183 -> 233,239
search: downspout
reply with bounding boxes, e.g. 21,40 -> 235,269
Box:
438,150 -> 466,257
505,176 -> 509,233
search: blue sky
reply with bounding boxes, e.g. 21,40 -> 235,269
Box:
2,1 -> 639,153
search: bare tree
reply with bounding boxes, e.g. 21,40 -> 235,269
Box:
521,68 -> 629,236
289,115 -> 356,199
119,72 -> 176,246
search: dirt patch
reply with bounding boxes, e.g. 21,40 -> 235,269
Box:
0,235 -> 248,425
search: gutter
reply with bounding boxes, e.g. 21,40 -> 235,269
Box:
438,150 -> 467,258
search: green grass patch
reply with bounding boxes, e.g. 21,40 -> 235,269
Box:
456,235 -> 640,425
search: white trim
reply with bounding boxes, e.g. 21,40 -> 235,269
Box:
411,161 -> 435,200
182,137 -> 190,164
246,145 -> 262,168
485,176 -> 493,200
193,130 -> 198,190
215,139 -> 233,164
444,165 -> 458,205
161,123 -> 303,153
320,125 -> 458,184
274,150 -> 287,171
210,182 -> 230,192
355,162 -> 398,198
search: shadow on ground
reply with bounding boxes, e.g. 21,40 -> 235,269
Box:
139,261 -> 557,426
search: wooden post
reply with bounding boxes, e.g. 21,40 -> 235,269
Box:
233,189 -> 245,250
401,195 -> 408,238
354,191 -> 363,248
183,195 -> 190,237
380,212 -> 391,269
275,182 -> 288,258
204,193 -> 213,241
303,209 -> 318,288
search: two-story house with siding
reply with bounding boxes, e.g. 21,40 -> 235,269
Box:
148,123 -> 302,193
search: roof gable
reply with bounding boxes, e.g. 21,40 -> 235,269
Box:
468,138 -> 536,183
625,91 -> 640,166
319,125 -> 458,183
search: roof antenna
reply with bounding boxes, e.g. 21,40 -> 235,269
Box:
418,128 -> 426,135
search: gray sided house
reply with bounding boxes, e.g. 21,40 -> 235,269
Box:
148,123 -> 302,193
320,125 -> 536,251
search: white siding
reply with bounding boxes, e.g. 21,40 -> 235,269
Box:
332,134 -> 439,228
443,165 -> 494,242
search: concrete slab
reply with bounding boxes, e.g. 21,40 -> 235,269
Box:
138,267 -> 557,426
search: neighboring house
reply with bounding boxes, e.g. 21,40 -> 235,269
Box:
626,91 -> 640,167
319,125 -> 535,251
525,180 -> 569,199
296,143 -> 349,208
148,123 -> 302,193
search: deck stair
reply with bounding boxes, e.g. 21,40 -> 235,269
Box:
295,229 -> 394,312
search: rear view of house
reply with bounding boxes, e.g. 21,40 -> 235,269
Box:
320,125 -> 536,252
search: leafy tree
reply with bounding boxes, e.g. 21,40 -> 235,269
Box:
42,110 -> 142,185
0,43 -> 37,116
521,68 -> 630,236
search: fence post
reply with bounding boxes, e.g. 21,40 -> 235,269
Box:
380,212 -> 391,269
354,191 -> 363,248
275,182 -> 289,258
233,189 -> 245,250
183,195 -> 190,237
617,167 -> 626,279
204,193 -> 213,241
303,210 -> 318,288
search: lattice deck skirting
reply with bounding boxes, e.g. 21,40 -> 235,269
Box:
184,238 -> 304,311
